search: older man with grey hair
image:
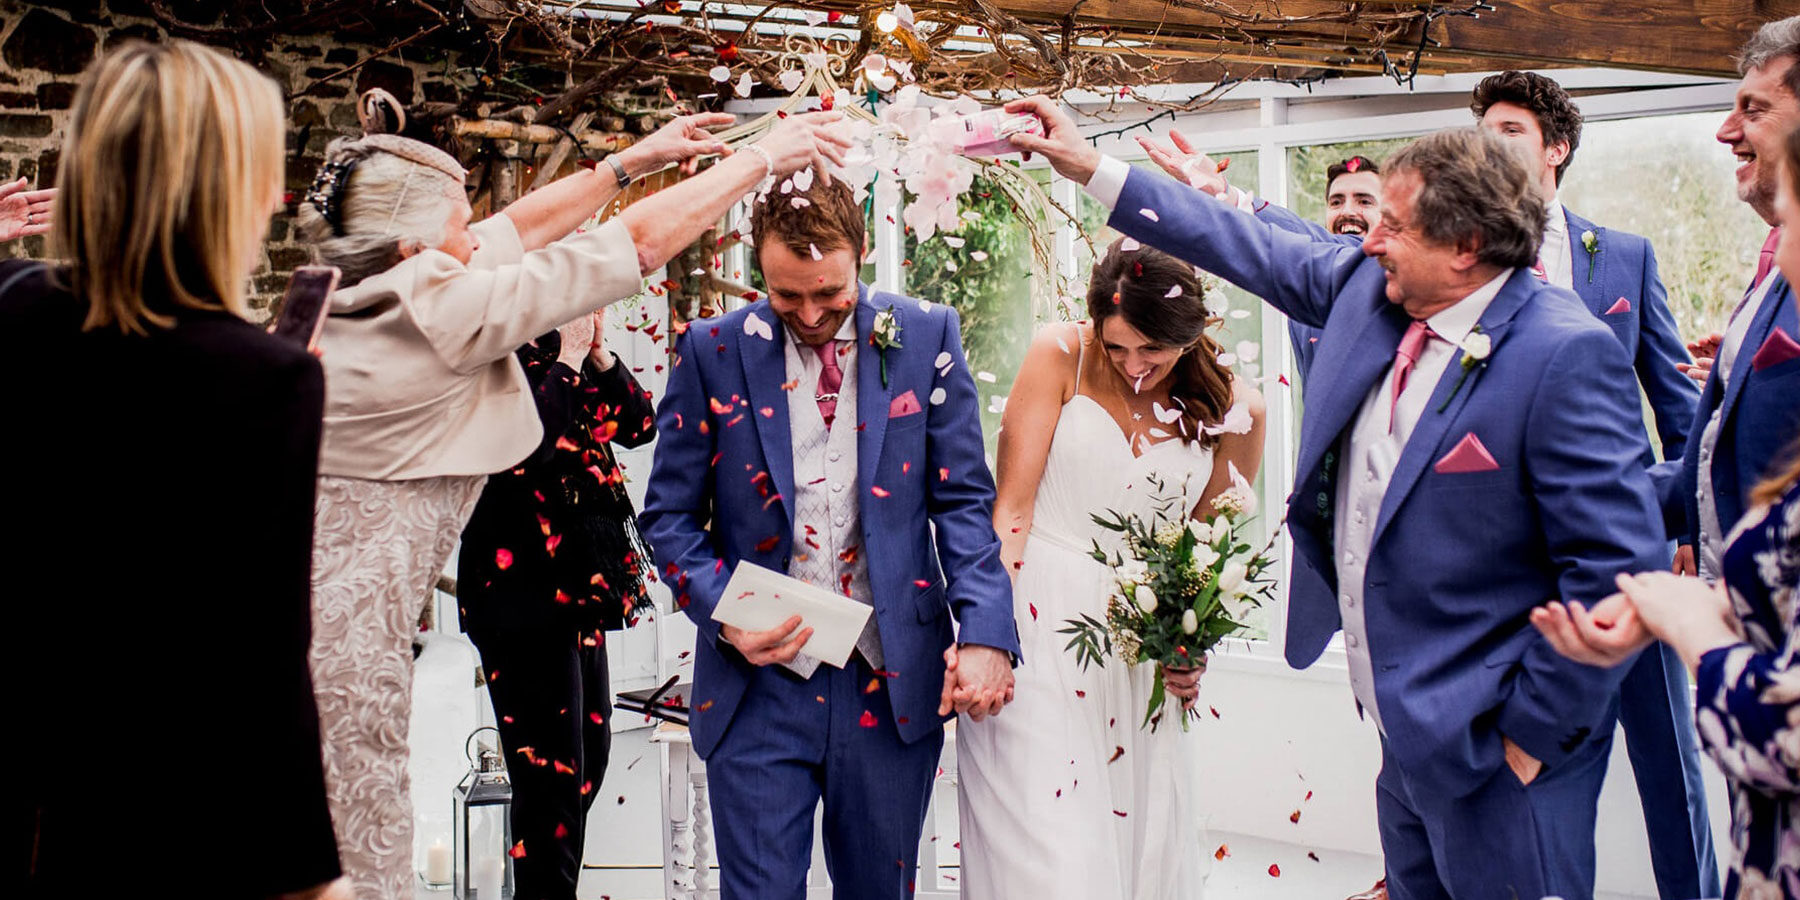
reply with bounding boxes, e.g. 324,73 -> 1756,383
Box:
1017,102 -> 1671,897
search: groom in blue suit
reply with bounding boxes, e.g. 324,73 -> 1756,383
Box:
641,178 -> 1019,899
1016,102 -> 1668,899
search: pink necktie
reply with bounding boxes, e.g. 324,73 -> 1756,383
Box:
1732,227 -> 1782,322
814,341 -> 843,428
1390,320 -> 1432,432
1531,258 -> 1548,282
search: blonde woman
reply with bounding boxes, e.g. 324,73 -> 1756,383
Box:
297,112 -> 849,898
4,41 -> 344,899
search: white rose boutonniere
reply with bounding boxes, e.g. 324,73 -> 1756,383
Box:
1438,324 -> 1493,412
870,304 -> 902,387
1580,228 -> 1599,284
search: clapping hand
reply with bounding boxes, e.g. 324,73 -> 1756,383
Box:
1136,130 -> 1230,198
938,644 -> 1015,722
0,177 -> 53,242
628,112 -> 737,176
1676,332 -> 1721,385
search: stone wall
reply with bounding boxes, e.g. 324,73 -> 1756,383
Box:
0,0 -> 482,316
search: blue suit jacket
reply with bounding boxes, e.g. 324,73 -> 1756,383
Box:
1669,275 -> 1800,544
1116,168 -> 1667,796
640,288 -> 1020,758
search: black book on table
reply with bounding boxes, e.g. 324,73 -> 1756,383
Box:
615,675 -> 691,727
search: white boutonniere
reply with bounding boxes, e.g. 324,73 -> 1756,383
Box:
1438,325 -> 1492,412
1580,229 -> 1599,284
870,305 -> 902,387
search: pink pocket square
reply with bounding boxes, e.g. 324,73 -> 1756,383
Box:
1604,297 -> 1631,315
1434,433 -> 1500,474
1751,328 -> 1800,371
889,390 -> 923,418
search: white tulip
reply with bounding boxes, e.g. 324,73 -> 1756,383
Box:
1186,519 -> 1213,544
1192,544 -> 1220,570
1217,560 -> 1248,596
1181,608 -> 1199,635
1135,584 -> 1159,614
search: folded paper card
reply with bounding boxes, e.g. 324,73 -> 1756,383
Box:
1434,432 -> 1500,474
713,561 -> 874,670
1604,297 -> 1631,315
1751,328 -> 1800,371
889,389 -> 923,418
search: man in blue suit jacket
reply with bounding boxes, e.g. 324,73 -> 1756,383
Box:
641,179 -> 1019,899
1017,101 -> 1668,899
1666,20 -> 1800,593
1289,155 -> 1384,383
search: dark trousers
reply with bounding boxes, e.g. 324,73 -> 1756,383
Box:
1617,642 -> 1720,899
704,660 -> 943,900
1378,731 -> 1613,900
469,626 -> 612,900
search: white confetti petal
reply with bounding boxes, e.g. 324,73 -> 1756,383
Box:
943,235 -> 966,248
1216,352 -> 1238,367
1229,309 -> 1252,319
1149,427 -> 1170,439
790,197 -> 811,209
987,395 -> 1008,414
1056,336 -> 1071,354
946,259 -> 958,272
976,371 -> 997,383
1165,284 -> 1182,298
709,66 -> 731,83
744,313 -> 773,341
929,387 -> 948,406
779,69 -> 805,92
971,250 -> 988,262
861,53 -> 888,74
735,72 -> 756,98
1120,237 -> 1141,252
1152,401 -> 1182,424
1236,340 -> 1260,364
792,166 -> 814,192
809,243 -> 823,261
801,9 -> 828,26
934,351 -> 952,368
1139,208 -> 1160,222
918,299 -> 933,312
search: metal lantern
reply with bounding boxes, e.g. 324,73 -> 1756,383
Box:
453,726 -> 514,900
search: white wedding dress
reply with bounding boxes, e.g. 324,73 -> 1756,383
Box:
958,338 -> 1213,899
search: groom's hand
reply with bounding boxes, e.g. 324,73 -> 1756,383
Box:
1004,96 -> 1100,185
940,644 -> 1014,721
1501,735 -> 1543,786
720,616 -> 813,667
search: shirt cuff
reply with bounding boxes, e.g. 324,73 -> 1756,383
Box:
1082,155 -> 1132,210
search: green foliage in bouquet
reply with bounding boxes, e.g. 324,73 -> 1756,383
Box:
1058,478 -> 1279,731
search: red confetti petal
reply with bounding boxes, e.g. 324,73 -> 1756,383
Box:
1268,864 -> 1281,877
554,823 -> 570,839
870,485 -> 891,498
496,548 -> 514,570
509,841 -> 527,859
755,536 -> 781,553
1290,809 -> 1302,824
1214,844 -> 1230,860
1029,603 -> 1038,620
859,710 -> 877,728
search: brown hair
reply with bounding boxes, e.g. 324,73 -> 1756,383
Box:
1751,124 -> 1800,507
1470,71 -> 1584,185
51,40 -> 285,333
749,176 -> 866,263
1085,237 -> 1234,447
1384,128 -> 1545,270
1326,155 -> 1380,185
1738,16 -> 1800,98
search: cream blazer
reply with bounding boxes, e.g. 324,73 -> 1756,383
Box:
316,215 -> 641,481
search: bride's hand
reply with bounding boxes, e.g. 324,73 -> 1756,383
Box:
1162,660 -> 1204,710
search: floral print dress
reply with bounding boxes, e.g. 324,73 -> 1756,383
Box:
1695,478 -> 1800,899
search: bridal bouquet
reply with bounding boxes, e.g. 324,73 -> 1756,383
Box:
1059,469 -> 1279,731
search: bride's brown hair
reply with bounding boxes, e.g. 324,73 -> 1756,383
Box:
1085,237 -> 1235,446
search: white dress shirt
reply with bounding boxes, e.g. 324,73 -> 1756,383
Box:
1540,200 -> 1574,291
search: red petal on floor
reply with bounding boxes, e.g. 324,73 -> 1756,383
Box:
1268,864 -> 1281,877
1289,809 -> 1302,824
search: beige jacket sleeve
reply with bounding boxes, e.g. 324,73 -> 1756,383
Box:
398,217 -> 642,375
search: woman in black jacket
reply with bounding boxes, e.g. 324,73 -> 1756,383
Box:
456,309 -> 656,900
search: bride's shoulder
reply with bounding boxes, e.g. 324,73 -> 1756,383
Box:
1015,320 -> 1088,398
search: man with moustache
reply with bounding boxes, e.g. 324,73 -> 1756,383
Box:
1470,69 -> 1716,900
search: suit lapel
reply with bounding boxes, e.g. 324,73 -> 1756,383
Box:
1719,275 -> 1793,426
738,302 -> 797,532
1563,209 -> 1606,314
1294,301 -> 1409,480
855,287 -> 894,498
1371,269 -> 1533,546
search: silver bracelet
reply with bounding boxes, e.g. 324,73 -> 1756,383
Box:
741,143 -> 775,182
606,154 -> 631,188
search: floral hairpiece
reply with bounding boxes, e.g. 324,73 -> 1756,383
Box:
304,158 -> 359,236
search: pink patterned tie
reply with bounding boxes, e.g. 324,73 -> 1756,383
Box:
1731,227 -> 1782,322
814,341 -> 843,428
1389,320 -> 1432,433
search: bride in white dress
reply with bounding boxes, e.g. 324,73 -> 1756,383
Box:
958,238 -> 1266,898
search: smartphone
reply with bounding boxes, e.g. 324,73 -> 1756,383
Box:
270,265 -> 340,352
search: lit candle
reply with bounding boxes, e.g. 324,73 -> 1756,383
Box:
425,840 -> 452,886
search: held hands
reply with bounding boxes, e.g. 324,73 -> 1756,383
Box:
721,615 -> 815,667
623,112 -> 737,176
1002,96 -> 1100,185
753,110 -> 853,180
938,644 -> 1015,722
0,177 -> 53,242
1530,592 -> 1654,669
587,309 -> 615,371
556,312 -> 596,369
1531,571 -> 1740,671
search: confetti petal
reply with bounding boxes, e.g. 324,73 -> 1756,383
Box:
1165,284 -> 1182,298
496,548 -> 514,570
859,709 -> 878,727
744,313 -> 773,341
779,69 -> 805,92
1139,208 -> 1160,222
708,65 -> 730,82
1120,237 -> 1140,252
929,387 -> 947,405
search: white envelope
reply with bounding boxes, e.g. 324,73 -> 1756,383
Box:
713,561 -> 874,670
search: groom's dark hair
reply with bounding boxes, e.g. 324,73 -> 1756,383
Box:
750,178 -> 867,263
